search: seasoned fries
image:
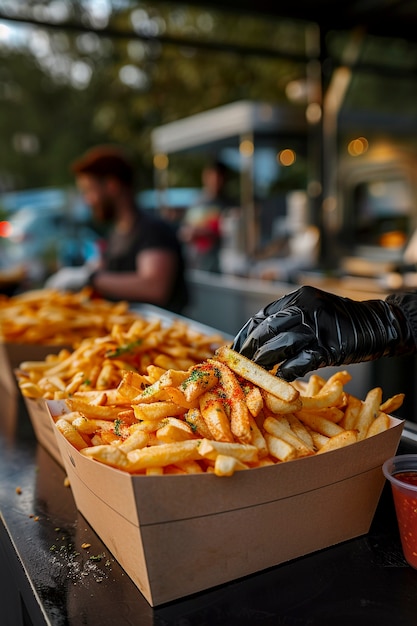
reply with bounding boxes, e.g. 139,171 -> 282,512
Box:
215,345 -> 299,402
207,359 -> 251,443
0,287 -> 141,345
16,313 -> 225,400
49,345 -> 403,477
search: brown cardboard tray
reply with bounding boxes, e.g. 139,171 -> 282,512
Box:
49,402 -> 403,607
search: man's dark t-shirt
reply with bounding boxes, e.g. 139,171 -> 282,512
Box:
103,210 -> 189,314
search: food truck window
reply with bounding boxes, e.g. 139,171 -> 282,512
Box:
351,176 -> 412,250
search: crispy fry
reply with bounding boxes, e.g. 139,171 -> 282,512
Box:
248,416 -> 269,458
174,460 -> 204,474
55,418 -> 90,450
244,385 -> 264,417
0,288 -> 140,345
214,455 -> 249,476
184,407 -> 214,439
179,363 -> 219,402
298,406 -> 345,423
285,413 -> 314,449
66,398 -> 127,420
214,346 -> 298,402
321,370 -> 352,387
198,439 -> 259,463
71,416 -> 123,436
156,417 -> 195,442
96,362 -> 119,389
309,430 -> 329,450
163,387 -> 200,409
355,387 -> 383,440
208,359 -> 251,444
146,365 -> 167,383
367,412 -> 391,437
133,401 -> 187,421
262,390 -> 302,414
131,369 -> 189,404
18,380 -> 45,398
304,374 -> 326,396
340,394 -> 362,430
263,416 -> 315,457
126,439 -> 203,471
117,409 -> 137,424
295,410 -> 345,438
116,372 -> 148,399
316,430 -> 357,454
153,354 -> 184,370
118,428 -> 149,452
80,444 -> 132,470
72,388 -> 134,407
199,390 -> 234,443
300,380 -> 344,409
264,433 -> 297,462
380,393 -> 405,414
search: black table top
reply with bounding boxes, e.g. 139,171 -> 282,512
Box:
2,390 -> 417,626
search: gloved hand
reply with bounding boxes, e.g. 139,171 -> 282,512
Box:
232,285 -> 417,381
44,265 -> 94,292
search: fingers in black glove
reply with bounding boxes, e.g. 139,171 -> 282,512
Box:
231,286 -> 417,381
231,291 -> 305,352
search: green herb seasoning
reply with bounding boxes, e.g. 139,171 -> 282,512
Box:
105,340 -> 143,358
185,420 -> 198,433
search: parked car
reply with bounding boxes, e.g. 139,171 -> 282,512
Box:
0,206 -> 102,286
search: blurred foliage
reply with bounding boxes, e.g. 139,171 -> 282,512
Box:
0,48 -> 113,189
3,1 -> 417,195
0,0 -> 307,192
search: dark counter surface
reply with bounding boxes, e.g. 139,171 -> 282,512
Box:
2,391 -> 417,626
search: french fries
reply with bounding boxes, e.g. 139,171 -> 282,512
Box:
0,287 -> 140,345
51,347 -> 403,477
215,345 -> 299,402
207,359 -> 251,443
198,390 -> 234,442
16,313 -> 225,400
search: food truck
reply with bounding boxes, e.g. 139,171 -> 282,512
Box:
151,100 -> 417,423
151,101 -> 417,323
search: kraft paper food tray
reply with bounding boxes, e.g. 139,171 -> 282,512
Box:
24,396 -> 64,467
0,342 -> 70,395
48,401 -> 403,607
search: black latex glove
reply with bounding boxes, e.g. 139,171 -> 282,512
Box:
232,285 -> 417,381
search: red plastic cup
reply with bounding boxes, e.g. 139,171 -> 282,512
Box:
383,454 -> 417,568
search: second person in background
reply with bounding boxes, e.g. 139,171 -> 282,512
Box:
178,160 -> 235,273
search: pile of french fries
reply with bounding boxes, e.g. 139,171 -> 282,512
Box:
48,346 -> 404,477
16,315 -> 225,399
0,287 -> 141,345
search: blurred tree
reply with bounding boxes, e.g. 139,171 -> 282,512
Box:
0,48 -> 112,189
0,0 -> 307,191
